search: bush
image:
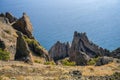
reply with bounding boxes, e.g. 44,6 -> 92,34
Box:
23,35 -> 45,56
34,59 -> 41,63
0,48 -> 10,60
60,58 -> 75,66
87,57 -> 99,65
44,61 -> 55,65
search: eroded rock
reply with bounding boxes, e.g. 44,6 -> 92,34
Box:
75,51 -> 90,66
95,56 -> 113,66
69,31 -> 109,61
15,31 -> 33,63
12,13 -> 33,38
49,41 -> 70,61
5,12 -> 17,23
111,47 -> 120,59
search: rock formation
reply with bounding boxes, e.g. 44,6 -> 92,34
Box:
0,12 -> 17,24
12,13 -> 33,38
0,13 -> 9,24
49,41 -> 70,61
5,12 -> 17,23
0,12 -> 50,62
111,48 -> 120,59
15,31 -> 33,63
75,51 -> 90,66
0,20 -> 17,59
95,56 -> 113,66
49,31 -> 111,65
25,36 -> 50,61
69,31 -> 109,61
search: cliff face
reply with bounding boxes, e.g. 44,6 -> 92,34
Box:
0,12 -> 49,62
49,41 -> 70,61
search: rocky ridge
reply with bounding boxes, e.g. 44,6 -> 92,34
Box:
0,12 -> 49,62
49,31 -> 119,66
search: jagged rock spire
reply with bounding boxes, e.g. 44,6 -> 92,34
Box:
12,13 -> 33,38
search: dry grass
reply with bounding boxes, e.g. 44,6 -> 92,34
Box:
0,61 -> 119,80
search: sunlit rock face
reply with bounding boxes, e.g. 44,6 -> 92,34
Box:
12,13 -> 33,38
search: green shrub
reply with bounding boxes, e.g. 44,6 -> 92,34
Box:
60,58 -> 75,66
23,35 -> 45,56
44,61 -> 55,65
34,59 -> 41,63
0,48 -> 10,60
87,57 -> 99,65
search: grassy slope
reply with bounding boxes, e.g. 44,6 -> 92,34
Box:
0,61 -> 119,80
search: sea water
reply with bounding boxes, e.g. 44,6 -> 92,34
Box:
0,0 -> 120,50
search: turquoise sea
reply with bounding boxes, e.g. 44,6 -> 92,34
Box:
0,0 -> 120,50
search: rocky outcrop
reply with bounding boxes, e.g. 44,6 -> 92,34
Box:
0,21 -> 17,59
15,31 -> 33,63
95,56 -> 113,66
12,13 -> 33,38
69,31 -> 110,61
24,36 -> 50,61
5,12 -> 17,23
75,51 -> 90,66
111,48 -> 120,59
0,17 -> 9,24
49,41 -> 70,61
0,12 -> 17,24
49,31 -> 111,65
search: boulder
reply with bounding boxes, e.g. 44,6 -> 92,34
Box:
95,56 -> 113,66
15,31 -> 33,63
49,41 -> 70,61
75,51 -> 90,66
12,13 -> 33,38
69,70 -> 82,76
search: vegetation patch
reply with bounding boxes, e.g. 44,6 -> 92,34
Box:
44,61 -> 55,65
34,59 -> 41,64
87,57 -> 99,65
23,35 -> 45,56
60,58 -> 75,66
0,48 -> 10,60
